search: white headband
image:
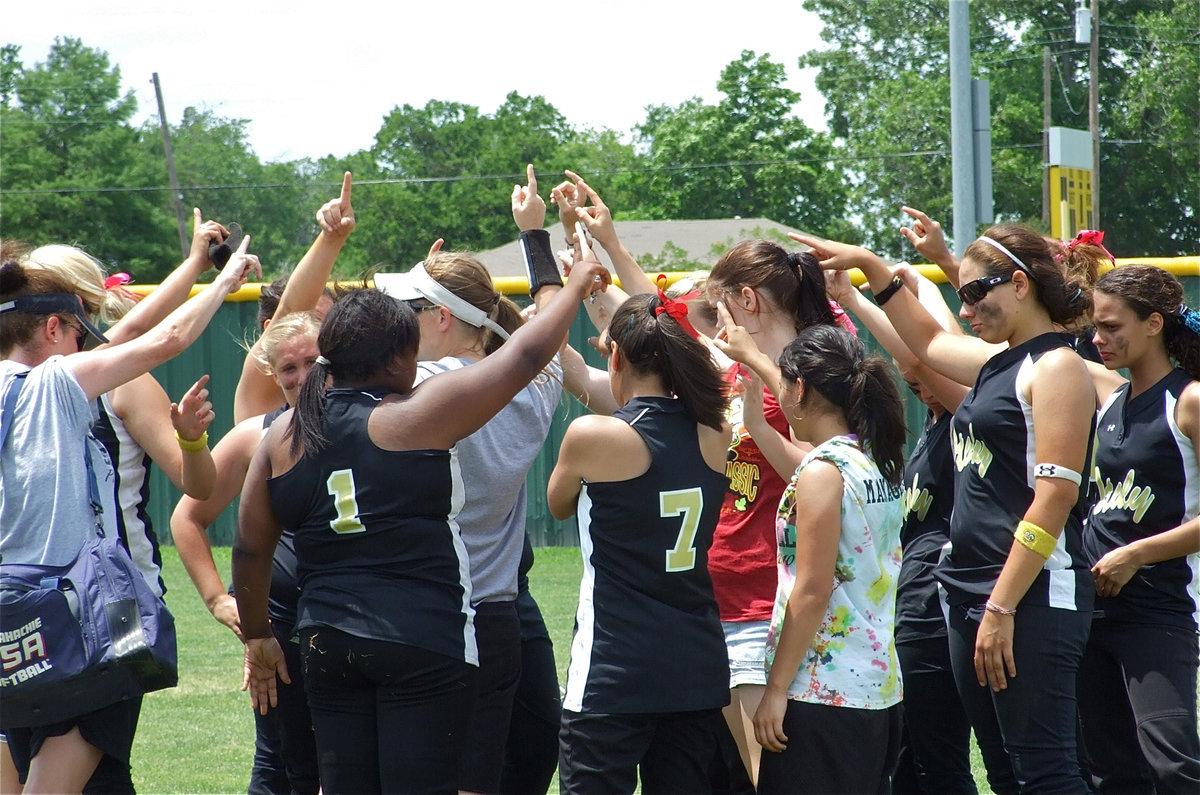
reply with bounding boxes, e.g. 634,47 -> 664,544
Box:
402,262 -> 510,341
975,236 -> 1033,277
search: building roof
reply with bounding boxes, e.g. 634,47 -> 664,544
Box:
476,217 -> 806,278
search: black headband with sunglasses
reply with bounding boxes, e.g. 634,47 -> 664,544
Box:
0,293 -> 110,344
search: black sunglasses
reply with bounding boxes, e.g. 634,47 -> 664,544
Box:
404,298 -> 438,312
957,273 -> 1014,306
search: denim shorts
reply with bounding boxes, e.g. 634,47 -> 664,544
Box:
723,620 -> 770,688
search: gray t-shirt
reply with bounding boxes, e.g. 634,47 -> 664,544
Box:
0,356 -> 118,567
413,356 -> 562,603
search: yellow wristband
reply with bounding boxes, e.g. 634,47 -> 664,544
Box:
175,430 -> 208,453
1014,520 -> 1056,559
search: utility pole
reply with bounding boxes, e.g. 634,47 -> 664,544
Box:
1043,46 -> 1051,227
152,73 -> 188,258
1088,0 -> 1100,227
949,0 -> 974,258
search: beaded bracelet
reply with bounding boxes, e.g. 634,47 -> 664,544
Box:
985,599 -> 1017,616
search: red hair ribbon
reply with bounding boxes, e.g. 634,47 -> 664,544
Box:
1068,230 -> 1115,264
653,275 -> 701,339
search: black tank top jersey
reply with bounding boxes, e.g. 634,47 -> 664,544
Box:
92,397 -> 165,596
564,396 -> 729,714
935,332 -> 1096,610
1086,369 -> 1199,630
266,389 -> 476,665
263,407 -> 301,628
896,410 -> 954,643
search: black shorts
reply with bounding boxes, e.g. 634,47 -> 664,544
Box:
5,696 -> 142,793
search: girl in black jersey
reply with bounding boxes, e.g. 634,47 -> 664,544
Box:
548,291 -> 732,794
1078,264 -> 1200,792
799,225 -> 1102,793
233,256 -> 607,794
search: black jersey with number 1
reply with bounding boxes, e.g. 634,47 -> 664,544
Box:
267,388 -> 477,665
564,396 -> 729,715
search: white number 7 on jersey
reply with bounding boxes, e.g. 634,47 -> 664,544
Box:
326,469 -> 366,534
662,488 -> 703,572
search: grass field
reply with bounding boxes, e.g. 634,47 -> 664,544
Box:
135,545 -> 994,793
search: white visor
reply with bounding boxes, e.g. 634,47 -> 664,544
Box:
374,263 -> 510,341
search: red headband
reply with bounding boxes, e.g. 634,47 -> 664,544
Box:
654,274 -> 701,339
1067,230 -> 1115,264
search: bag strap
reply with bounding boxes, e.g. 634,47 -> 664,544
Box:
0,370 -> 29,449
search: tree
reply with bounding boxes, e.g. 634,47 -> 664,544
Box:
802,0 -> 1198,257
626,51 -> 853,241
0,38 -> 177,276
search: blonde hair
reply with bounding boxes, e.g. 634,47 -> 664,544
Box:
423,251 -> 525,356
21,244 -> 138,324
252,310 -> 322,374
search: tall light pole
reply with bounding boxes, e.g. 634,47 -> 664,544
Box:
1076,0 -> 1100,228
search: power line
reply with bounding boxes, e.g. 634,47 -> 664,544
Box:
5,139 -> 1195,198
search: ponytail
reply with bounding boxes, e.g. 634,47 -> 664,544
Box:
779,325 -> 906,485
609,294 -> 728,431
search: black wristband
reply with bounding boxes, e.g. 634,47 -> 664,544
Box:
519,229 -> 562,297
872,276 -> 904,307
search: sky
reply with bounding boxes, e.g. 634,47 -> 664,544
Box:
6,0 -> 830,164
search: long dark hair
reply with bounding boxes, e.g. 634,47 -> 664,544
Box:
778,325 -> 906,485
963,224 -> 1097,327
288,288 -> 419,456
708,240 -> 836,334
608,293 -> 728,431
1095,264 -> 1200,378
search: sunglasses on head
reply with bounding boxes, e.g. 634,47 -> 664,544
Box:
957,272 -> 1014,306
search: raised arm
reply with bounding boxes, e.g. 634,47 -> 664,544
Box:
103,208 -> 225,346
568,175 -> 658,297
824,269 -> 970,412
402,257 -> 611,448
794,233 -> 992,387
234,174 -> 354,421
900,206 -> 960,287
110,373 -> 217,500
65,239 -> 259,401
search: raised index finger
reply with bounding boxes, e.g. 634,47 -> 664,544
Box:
525,163 -> 537,196
339,172 -> 352,208
901,206 -> 931,225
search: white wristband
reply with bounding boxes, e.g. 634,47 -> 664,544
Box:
1034,462 -> 1083,486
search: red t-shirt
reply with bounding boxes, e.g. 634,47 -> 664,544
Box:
708,364 -> 792,622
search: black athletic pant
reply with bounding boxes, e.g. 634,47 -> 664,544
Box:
558,708 -> 722,794
1077,618 -> 1200,793
499,616 -> 561,794
947,602 -> 1091,794
893,636 -> 977,794
755,700 -> 900,794
299,628 -> 476,795
458,601 -> 522,794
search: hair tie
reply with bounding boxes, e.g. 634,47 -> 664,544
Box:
653,275 -> 700,339
1068,230 -> 1115,264
315,355 -> 331,366
103,272 -> 141,302
1178,304 -> 1200,335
